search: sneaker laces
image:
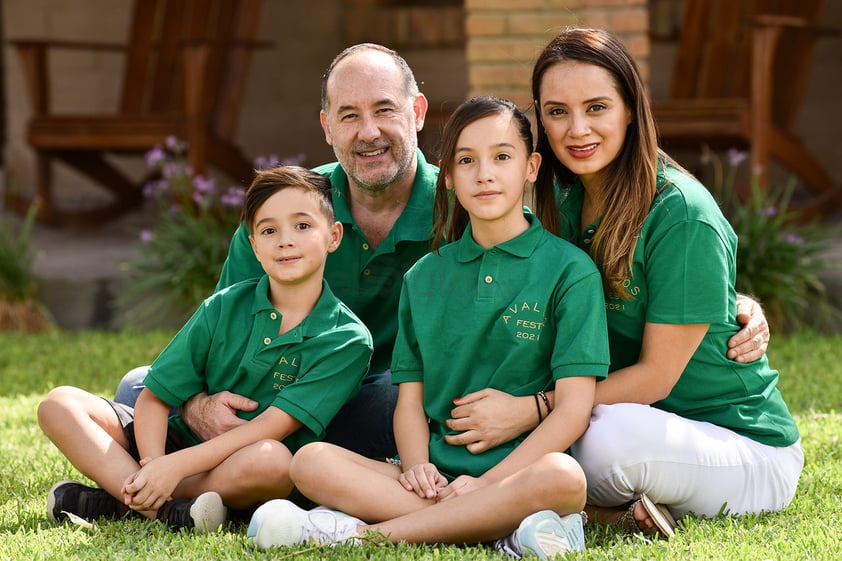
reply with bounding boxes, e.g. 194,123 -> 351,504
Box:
303,507 -> 361,544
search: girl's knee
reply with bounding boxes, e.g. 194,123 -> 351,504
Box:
289,442 -> 336,479
527,453 -> 587,508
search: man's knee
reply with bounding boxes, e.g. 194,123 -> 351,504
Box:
113,365 -> 150,407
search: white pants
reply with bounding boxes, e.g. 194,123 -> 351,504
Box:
570,403 -> 803,519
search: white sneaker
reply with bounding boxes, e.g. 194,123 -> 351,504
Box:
247,499 -> 363,549
496,510 -> 586,559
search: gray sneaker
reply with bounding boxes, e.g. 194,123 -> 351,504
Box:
496,510 -> 586,559
247,499 -> 363,549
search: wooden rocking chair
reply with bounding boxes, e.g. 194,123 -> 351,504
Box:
6,0 -> 268,227
653,0 -> 841,217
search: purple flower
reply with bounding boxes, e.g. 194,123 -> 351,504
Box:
140,229 -> 155,243
165,135 -> 188,153
785,233 -> 804,245
163,161 -> 186,179
759,206 -> 777,217
142,179 -> 169,199
727,148 -> 748,168
221,186 -> 246,208
192,174 -> 216,194
254,154 -> 281,171
145,145 -> 167,168
192,190 -> 207,206
282,153 -> 307,167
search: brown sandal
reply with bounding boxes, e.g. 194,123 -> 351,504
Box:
615,494 -> 677,538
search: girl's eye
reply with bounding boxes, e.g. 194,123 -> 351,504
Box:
548,107 -> 567,116
588,103 -> 607,112
261,227 -> 276,236
457,156 -> 473,165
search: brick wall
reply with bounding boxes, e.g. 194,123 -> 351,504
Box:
464,0 -> 650,110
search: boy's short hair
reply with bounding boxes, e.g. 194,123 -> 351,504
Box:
241,165 -> 335,232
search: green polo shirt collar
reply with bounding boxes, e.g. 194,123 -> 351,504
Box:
249,275 -> 339,344
456,212 -> 543,263
325,149 -> 435,250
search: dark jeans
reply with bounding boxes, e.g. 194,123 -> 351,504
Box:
114,366 -> 398,459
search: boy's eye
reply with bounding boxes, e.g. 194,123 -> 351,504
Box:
261,227 -> 276,236
296,223 -> 311,231
496,153 -> 511,161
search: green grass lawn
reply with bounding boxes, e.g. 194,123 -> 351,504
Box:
1,330 -> 840,560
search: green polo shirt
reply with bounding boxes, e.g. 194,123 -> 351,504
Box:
557,164 -> 799,447
144,276 -> 373,453
216,150 -> 438,374
391,214 -> 610,479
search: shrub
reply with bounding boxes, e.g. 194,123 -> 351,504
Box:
703,147 -> 840,332
0,202 -> 53,332
119,136 -> 304,327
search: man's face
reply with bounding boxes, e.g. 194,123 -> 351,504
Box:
320,51 -> 426,194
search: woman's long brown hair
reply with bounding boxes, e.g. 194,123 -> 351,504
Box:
531,28 -> 660,299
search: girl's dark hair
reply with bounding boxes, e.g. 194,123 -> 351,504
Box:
431,95 -> 534,251
241,165 -> 335,232
531,28 -> 660,299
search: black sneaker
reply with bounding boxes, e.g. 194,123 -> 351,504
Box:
48,480 -> 128,522
156,491 -> 227,533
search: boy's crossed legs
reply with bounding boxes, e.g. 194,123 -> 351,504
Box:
38,386 -> 294,532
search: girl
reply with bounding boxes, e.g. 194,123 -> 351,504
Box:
247,96 -> 610,559
528,28 -> 803,535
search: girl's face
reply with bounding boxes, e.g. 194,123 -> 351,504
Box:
249,187 -> 342,289
445,113 -> 540,243
537,61 -> 632,189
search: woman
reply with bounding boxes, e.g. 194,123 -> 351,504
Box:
527,28 -> 803,535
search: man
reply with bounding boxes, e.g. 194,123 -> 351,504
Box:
116,43 -> 771,460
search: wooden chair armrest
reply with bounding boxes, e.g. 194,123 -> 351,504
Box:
178,38 -> 274,50
9,38 -> 128,115
748,14 -> 840,37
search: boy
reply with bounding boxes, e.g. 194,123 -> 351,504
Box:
38,166 -> 373,532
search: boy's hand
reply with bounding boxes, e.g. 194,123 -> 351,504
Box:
122,456 -> 181,512
436,474 -> 484,503
180,391 -> 257,441
399,462 -> 447,499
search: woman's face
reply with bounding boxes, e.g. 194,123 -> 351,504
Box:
537,61 -> 632,189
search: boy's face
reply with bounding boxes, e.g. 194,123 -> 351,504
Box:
248,187 -> 342,288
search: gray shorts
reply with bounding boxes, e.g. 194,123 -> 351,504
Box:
103,398 -> 193,460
